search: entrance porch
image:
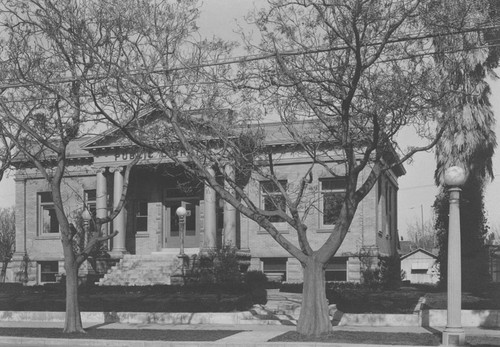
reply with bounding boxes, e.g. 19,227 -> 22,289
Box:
93,164 -> 240,256
94,164 -> 245,285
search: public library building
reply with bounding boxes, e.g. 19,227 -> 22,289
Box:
8,120 -> 404,285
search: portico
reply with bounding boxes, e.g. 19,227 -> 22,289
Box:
87,152 -> 240,258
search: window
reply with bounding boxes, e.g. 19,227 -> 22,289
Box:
39,261 -> 58,282
136,201 -> 148,232
84,189 -> 96,212
325,257 -> 347,281
261,180 -> 287,223
411,263 -> 429,274
38,192 -> 59,234
84,189 -> 97,231
320,178 -> 346,227
262,258 -> 287,282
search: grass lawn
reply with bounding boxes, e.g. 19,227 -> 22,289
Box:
0,327 -> 242,341
271,331 -> 500,346
423,283 -> 500,310
270,331 -> 441,346
1,328 -> 498,346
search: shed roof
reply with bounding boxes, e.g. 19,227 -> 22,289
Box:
400,248 -> 438,261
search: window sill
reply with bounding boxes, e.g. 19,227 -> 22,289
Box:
317,227 -> 334,233
36,234 -> 60,240
258,228 -> 289,234
317,226 -> 350,233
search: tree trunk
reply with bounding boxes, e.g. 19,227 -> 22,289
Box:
63,261 -> 84,333
297,256 -> 332,336
0,261 -> 8,283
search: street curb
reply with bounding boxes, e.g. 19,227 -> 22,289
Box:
0,336 -> 438,347
1,309 -> 499,328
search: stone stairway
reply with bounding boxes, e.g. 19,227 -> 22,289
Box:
98,249 -> 198,286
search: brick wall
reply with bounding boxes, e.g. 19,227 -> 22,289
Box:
13,164 -> 96,283
10,149 -> 400,284
241,161 -> 399,283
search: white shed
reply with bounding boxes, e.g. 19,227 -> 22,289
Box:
400,248 -> 438,284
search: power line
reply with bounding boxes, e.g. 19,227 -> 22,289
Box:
1,39 -> 500,105
400,184 -> 436,190
0,23 -> 499,91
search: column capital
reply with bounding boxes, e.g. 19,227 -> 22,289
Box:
110,166 -> 124,174
94,166 -> 108,174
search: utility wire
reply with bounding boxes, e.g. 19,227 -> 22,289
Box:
0,23 -> 499,91
1,38 -> 500,105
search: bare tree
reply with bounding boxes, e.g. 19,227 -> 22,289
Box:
406,220 -> 437,252
0,66 -> 18,283
0,0 -> 141,333
77,0 -> 493,336
0,0 -> 494,337
0,207 -> 15,282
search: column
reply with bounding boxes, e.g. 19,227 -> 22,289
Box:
12,178 -> 27,261
203,167 -> 217,251
109,166 -> 127,257
239,185 -> 250,253
378,181 -> 386,237
223,163 -> 237,247
95,167 -> 108,237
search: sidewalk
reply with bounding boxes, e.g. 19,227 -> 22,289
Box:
0,321 -> 499,346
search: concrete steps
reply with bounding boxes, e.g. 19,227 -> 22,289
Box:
98,253 -> 185,286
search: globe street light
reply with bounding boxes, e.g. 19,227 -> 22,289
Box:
176,206 -> 187,256
442,166 -> 466,346
82,209 -> 92,245
82,209 -> 92,225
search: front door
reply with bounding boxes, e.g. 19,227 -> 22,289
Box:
163,199 -> 200,249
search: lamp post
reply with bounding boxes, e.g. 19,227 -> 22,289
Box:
176,206 -> 188,283
176,206 -> 187,256
442,166 -> 466,346
81,209 -> 92,245
81,209 -> 92,279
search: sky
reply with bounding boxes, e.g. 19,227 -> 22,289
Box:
0,0 -> 499,239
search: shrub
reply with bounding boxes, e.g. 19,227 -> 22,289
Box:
213,245 -> 241,284
236,250 -> 251,272
244,270 -> 268,288
188,246 -> 242,285
243,270 -> 268,305
250,287 -> 268,305
378,256 -> 401,289
361,267 -> 381,289
280,282 -> 303,293
326,282 -> 366,306
0,282 -> 263,312
0,282 -> 23,292
235,293 -> 255,310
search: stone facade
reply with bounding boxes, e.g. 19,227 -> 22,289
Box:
8,122 -> 403,285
